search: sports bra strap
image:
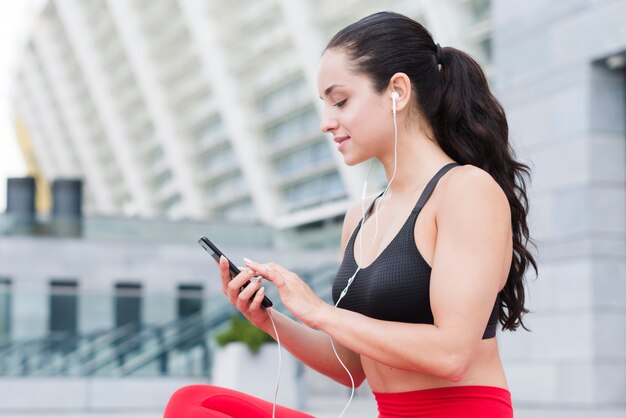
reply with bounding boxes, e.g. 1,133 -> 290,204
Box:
361,162 -> 459,222
362,190 -> 385,223
411,162 -> 459,214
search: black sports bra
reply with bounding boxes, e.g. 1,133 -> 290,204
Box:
333,162 -> 499,339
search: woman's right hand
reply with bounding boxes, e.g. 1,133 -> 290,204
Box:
218,255 -> 270,328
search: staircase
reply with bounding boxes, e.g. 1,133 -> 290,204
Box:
0,262 -> 339,379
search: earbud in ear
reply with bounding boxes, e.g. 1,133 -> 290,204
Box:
391,91 -> 399,115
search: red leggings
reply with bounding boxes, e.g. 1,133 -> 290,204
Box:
374,385 -> 513,418
163,385 -> 314,418
164,384 -> 512,418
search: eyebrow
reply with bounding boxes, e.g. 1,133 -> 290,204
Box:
319,84 -> 346,100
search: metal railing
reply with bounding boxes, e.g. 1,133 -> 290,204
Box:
0,263 -> 339,378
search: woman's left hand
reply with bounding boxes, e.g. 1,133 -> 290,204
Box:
243,258 -> 329,328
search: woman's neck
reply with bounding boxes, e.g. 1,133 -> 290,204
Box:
378,129 -> 455,198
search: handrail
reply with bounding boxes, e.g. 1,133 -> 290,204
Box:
0,262 -> 339,377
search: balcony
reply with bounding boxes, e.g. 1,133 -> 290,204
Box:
156,183 -> 180,210
208,188 -> 250,211
196,158 -> 240,186
180,97 -> 218,132
241,24 -> 289,65
167,75 -> 208,110
249,57 -> 301,96
257,93 -> 312,129
192,135 -> 228,161
232,0 -> 276,27
152,18 -> 187,54
274,159 -> 337,189
140,0 -> 179,36
158,52 -> 199,88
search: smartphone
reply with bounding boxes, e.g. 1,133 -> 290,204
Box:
198,236 -> 273,309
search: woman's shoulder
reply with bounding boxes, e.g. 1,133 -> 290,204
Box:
439,164 -> 510,220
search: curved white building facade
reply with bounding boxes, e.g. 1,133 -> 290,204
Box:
11,0 -> 491,227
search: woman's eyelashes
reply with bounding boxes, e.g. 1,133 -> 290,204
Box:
334,99 -> 347,108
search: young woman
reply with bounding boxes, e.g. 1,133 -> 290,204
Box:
165,11 -> 537,418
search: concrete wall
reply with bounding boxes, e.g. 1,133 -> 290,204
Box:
493,0 -> 626,415
0,236 -> 338,340
0,377 -> 196,412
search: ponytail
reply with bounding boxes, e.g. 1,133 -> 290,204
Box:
432,47 -> 538,331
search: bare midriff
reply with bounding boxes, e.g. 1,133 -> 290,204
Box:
362,338 -> 508,393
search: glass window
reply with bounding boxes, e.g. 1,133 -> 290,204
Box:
199,148 -> 236,174
49,280 -> 78,352
283,172 -> 346,212
0,278 -> 11,342
153,168 -> 173,189
193,117 -> 224,144
211,175 -> 246,200
275,142 -> 332,175
162,192 -> 182,212
147,146 -> 164,166
266,109 -> 319,145
177,284 -> 203,319
257,78 -> 308,117
114,283 -> 142,331
177,284 -> 204,350
216,200 -> 257,222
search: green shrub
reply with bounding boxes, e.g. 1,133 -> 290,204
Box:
215,315 -> 275,354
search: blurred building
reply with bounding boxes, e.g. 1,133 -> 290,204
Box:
492,1 -> 626,416
11,0 -> 491,231
6,0 -> 626,417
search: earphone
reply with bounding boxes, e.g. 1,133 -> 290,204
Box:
391,91 -> 399,115
268,91 -> 401,418
330,90 -> 401,417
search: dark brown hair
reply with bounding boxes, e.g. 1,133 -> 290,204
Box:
326,11 -> 538,331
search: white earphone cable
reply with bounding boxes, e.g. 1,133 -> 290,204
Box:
268,309 -> 281,418
267,94 -> 399,418
330,93 -> 399,417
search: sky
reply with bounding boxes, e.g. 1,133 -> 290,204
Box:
0,1 -> 44,211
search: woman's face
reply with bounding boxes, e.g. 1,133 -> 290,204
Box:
317,48 -> 393,165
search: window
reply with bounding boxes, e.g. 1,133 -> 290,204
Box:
283,172 -> 347,212
49,280 -> 78,352
0,278 -> 11,342
114,283 -> 142,331
257,77 -> 308,117
275,142 -> 332,175
177,284 -> 204,350
198,148 -> 236,175
193,117 -> 225,145
216,200 -> 257,222
152,168 -> 173,189
266,109 -> 319,145
177,284 -> 203,319
162,192 -> 182,212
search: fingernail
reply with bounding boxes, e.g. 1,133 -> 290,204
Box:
243,257 -> 254,264
220,255 -> 225,263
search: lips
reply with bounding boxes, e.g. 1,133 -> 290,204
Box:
334,136 -> 350,152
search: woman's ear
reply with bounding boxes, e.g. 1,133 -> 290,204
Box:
387,73 -> 412,113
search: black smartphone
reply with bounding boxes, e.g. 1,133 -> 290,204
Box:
198,236 -> 273,309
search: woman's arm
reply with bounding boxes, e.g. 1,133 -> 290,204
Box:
257,309 -> 364,387
220,198 -> 372,387
248,168 -> 511,382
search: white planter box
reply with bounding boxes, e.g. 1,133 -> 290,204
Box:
212,342 -> 299,409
